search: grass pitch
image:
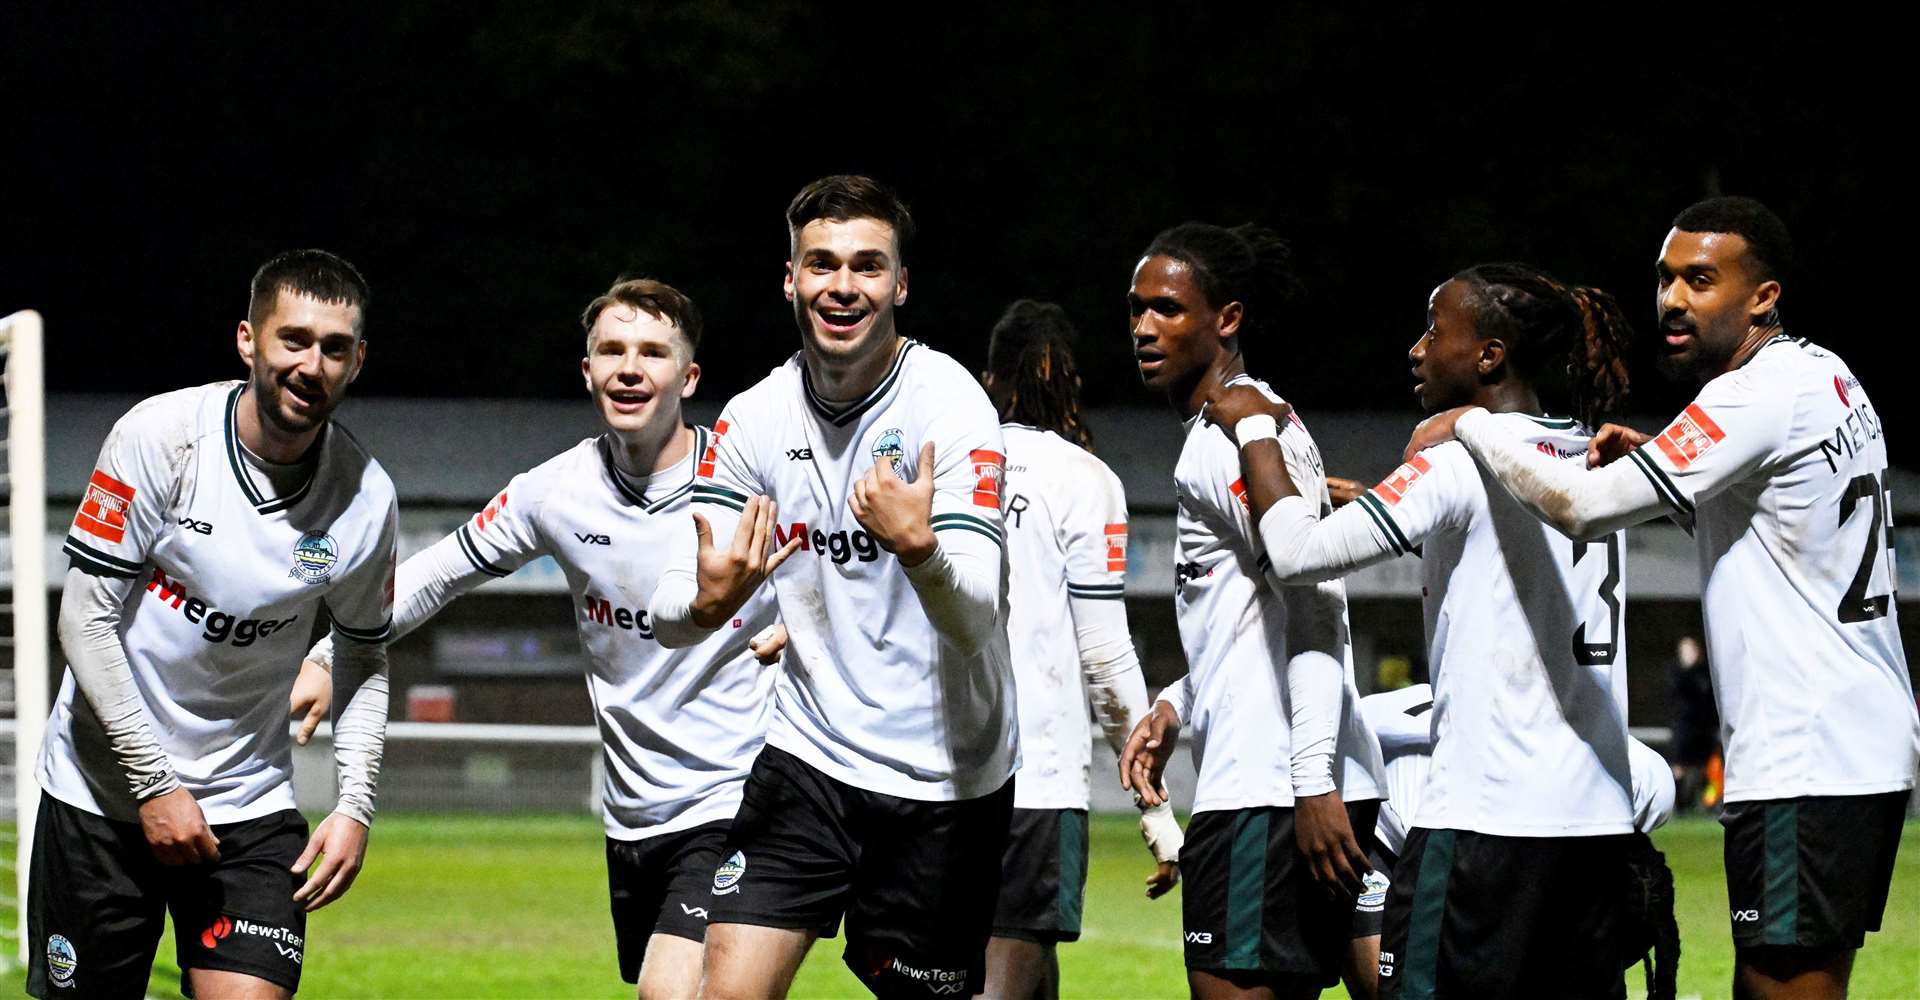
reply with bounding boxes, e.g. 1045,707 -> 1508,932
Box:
3,812 -> 1915,998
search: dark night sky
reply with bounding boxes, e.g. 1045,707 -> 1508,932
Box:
3,5 -> 1902,460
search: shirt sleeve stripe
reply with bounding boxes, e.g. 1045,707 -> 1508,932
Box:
1627,447 -> 1693,515
1068,587 -> 1127,601
333,618 -> 395,643
690,485 -> 748,511
63,538 -> 142,579
1355,493 -> 1411,557
929,512 -> 1005,542
455,525 -> 511,578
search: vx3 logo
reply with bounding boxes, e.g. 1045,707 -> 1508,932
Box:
574,532 -> 611,545
179,517 -> 214,535
787,448 -> 814,461
1184,931 -> 1213,944
1732,909 -> 1761,922
680,903 -> 710,919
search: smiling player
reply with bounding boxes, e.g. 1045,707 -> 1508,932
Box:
302,277 -> 782,999
651,175 -> 1017,998
29,250 -> 396,1000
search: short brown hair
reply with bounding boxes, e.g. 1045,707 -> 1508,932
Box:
249,249 -> 370,334
579,278 -> 702,357
786,174 -> 915,262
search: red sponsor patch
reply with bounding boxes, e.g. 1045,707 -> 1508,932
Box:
969,449 -> 1005,508
698,420 -> 729,479
1834,376 -> 1850,408
1370,455 -> 1432,506
1228,478 -> 1249,509
1103,522 -> 1128,572
1652,404 -> 1725,471
201,915 -> 233,949
75,469 -> 136,543
473,490 -> 509,531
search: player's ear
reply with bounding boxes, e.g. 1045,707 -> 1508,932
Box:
1217,301 -> 1244,341
1750,279 -> 1782,325
236,321 -> 256,368
347,339 -> 367,384
1478,337 -> 1506,378
783,260 -> 796,303
680,360 -> 701,399
581,356 -> 593,396
894,265 -> 909,307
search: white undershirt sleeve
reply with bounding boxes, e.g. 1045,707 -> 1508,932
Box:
1157,673 -> 1194,726
1282,580 -> 1348,798
1067,596 -> 1149,755
306,530 -> 504,671
1257,497 -> 1403,584
57,567 -> 179,801
328,633 -> 388,828
1453,408 -> 1668,541
901,529 -> 1002,658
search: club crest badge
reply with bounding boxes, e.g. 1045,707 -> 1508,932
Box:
46,934 -> 77,986
712,851 -> 747,895
290,531 -> 339,585
871,428 -> 909,480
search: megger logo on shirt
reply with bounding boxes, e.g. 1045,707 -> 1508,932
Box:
970,449 -> 1004,508
1653,404 -> 1725,471
1371,455 -> 1432,506
76,469 -> 136,543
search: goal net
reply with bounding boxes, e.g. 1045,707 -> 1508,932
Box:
2,310 -> 48,969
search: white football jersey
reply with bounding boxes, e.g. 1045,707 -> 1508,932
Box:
684,341 -> 1018,801
45,382 -> 396,823
1359,684 -> 1435,857
1000,424 -> 1131,809
445,430 -> 778,840
1358,413 -> 1634,836
1361,684 -> 1672,857
1171,376 -> 1384,813
1624,335 -> 1916,802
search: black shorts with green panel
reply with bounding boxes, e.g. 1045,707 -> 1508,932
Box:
1720,790 -> 1909,952
992,807 -> 1089,944
1180,799 -> 1379,986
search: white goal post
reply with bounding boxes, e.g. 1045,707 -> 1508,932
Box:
3,309 -> 49,969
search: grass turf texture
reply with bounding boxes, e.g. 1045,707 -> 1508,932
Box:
2,813 -> 1914,998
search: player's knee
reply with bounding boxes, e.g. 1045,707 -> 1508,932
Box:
637,933 -> 703,1000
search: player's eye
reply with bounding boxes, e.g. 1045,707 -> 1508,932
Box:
1690,275 -> 1712,289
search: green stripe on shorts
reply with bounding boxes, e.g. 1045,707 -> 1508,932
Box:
1057,810 -> 1087,935
1401,829 -> 1456,999
1763,801 -> 1800,945
1223,811 -> 1270,969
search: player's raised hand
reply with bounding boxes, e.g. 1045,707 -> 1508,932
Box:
291,811 -> 369,911
1200,382 -> 1291,445
138,786 -> 220,865
1402,404 -> 1479,462
749,623 -> 789,665
1119,702 -> 1181,807
1587,422 -> 1652,468
849,440 -> 937,567
290,656 -> 331,746
1326,476 -> 1365,507
1294,790 -> 1369,900
690,496 -> 802,629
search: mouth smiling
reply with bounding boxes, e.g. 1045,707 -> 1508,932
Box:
815,306 -> 870,335
605,386 -> 652,414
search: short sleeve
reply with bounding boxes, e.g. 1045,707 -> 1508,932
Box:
327,492 -> 399,643
688,406 -> 766,518
923,401 -> 1008,552
1624,371 -> 1790,517
62,404 -> 188,579
1348,441 -> 1475,557
1062,462 -> 1128,603
451,472 -> 549,580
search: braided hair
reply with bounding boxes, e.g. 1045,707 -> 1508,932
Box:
1142,222 -> 1302,343
986,300 -> 1093,451
1453,263 -> 1635,427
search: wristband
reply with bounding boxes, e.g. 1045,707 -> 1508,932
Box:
1235,414 -> 1280,447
